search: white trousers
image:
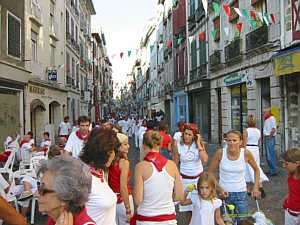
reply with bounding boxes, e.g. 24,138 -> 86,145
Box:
135,133 -> 139,148
285,210 -> 300,225
116,195 -> 134,225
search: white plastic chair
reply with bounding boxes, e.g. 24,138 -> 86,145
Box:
0,173 -> 19,212
0,149 -> 17,181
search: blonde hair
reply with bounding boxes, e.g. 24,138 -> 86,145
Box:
197,173 -> 217,201
246,114 -> 256,127
143,131 -> 162,149
117,133 -> 128,144
226,130 -> 242,140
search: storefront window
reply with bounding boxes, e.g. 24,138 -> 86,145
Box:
231,83 -> 248,132
286,75 -> 300,147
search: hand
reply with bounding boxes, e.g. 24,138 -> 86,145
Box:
125,208 -> 131,223
219,189 -> 229,199
251,187 -> 260,198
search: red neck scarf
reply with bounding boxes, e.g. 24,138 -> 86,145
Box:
144,152 -> 168,172
90,167 -> 104,183
76,130 -> 89,142
20,140 -> 28,148
264,113 -> 273,121
45,138 -> 50,141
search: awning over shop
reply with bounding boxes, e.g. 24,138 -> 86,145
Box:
273,46 -> 300,76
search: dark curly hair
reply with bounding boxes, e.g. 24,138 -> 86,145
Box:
80,128 -> 120,170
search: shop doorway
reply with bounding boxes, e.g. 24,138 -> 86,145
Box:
49,101 -> 61,137
30,99 -> 46,144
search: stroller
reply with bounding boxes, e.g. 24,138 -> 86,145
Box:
222,199 -> 274,225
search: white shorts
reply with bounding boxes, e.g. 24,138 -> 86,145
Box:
285,210 -> 300,225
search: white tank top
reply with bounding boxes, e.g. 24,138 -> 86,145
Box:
246,128 -> 261,145
178,142 -> 203,176
137,163 -> 175,217
219,147 -> 247,192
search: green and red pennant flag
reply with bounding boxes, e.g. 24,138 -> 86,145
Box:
200,32 -> 205,42
223,5 -> 230,17
128,51 -> 132,57
211,30 -> 217,39
242,9 -> 249,19
212,2 -> 220,16
81,59 -> 85,65
177,38 -> 182,44
250,10 -> 257,22
150,45 -> 154,53
168,40 -> 172,48
120,52 -> 124,58
236,23 -> 243,33
270,13 -> 276,24
250,19 -> 256,29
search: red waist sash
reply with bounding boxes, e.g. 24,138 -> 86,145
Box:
180,171 -> 203,179
130,213 -> 176,225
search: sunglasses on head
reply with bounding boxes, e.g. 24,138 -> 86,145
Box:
38,183 -> 55,196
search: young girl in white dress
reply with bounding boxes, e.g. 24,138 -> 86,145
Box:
181,172 -> 225,225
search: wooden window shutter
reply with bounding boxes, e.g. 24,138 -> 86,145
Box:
229,0 -> 239,22
8,14 -> 21,58
191,40 -> 197,70
199,38 -> 206,65
213,17 -> 220,41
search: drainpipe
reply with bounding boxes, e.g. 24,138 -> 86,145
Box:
185,0 -> 190,84
280,0 -> 285,49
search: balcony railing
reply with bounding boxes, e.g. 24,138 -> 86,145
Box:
66,76 -> 72,86
29,0 -> 42,26
174,76 -> 186,88
246,25 -> 268,51
198,64 -> 207,78
209,51 -> 221,67
195,6 -> 205,22
164,49 -> 168,59
190,69 -> 197,82
225,39 -> 242,62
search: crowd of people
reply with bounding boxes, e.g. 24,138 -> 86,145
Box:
0,109 -> 299,225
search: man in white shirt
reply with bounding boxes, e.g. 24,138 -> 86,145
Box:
34,132 -> 51,156
64,116 -> 90,158
263,108 -> 277,176
58,116 -> 71,138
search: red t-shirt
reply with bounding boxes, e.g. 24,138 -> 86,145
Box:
46,207 -> 96,225
283,176 -> 300,211
108,159 -> 131,203
159,130 -> 172,149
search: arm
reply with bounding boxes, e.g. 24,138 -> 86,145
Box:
208,149 -> 228,198
119,159 -> 131,222
172,161 -> 184,202
172,140 -> 179,166
0,196 -> 27,225
133,162 -> 144,206
269,128 -> 276,139
180,188 -> 192,206
215,207 -> 225,225
242,130 -> 248,149
245,150 -> 260,197
167,141 -> 172,153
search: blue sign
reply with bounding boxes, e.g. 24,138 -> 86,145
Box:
48,70 -> 57,81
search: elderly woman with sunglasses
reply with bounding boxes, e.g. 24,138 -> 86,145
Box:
173,123 -> 208,224
38,155 -> 95,225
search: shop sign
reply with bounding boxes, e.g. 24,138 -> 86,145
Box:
274,49 -> 300,76
224,73 -> 245,86
84,91 -> 90,101
29,85 -> 45,95
246,72 -> 255,88
48,69 -> 57,81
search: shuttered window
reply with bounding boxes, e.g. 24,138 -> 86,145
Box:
7,12 -> 21,58
191,40 -> 197,70
199,37 -> 206,65
213,17 -> 220,41
190,0 -> 195,16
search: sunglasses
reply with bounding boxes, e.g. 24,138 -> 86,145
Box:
38,183 -> 55,196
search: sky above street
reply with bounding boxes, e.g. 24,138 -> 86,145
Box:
91,0 -> 158,92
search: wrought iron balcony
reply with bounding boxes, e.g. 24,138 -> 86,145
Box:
225,39 -> 242,62
164,49 -> 168,59
174,76 -> 186,88
188,21 -> 196,31
198,64 -> 207,78
190,69 -> 197,82
195,6 -> 205,22
209,51 -> 221,67
66,76 -> 72,86
246,25 -> 268,52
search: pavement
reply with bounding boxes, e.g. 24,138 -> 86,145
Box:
17,138 -> 287,225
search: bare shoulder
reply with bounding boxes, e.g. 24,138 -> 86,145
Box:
119,158 -> 129,169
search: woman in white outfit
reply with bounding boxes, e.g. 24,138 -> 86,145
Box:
132,131 -> 183,225
173,124 -> 208,224
242,115 -> 269,197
